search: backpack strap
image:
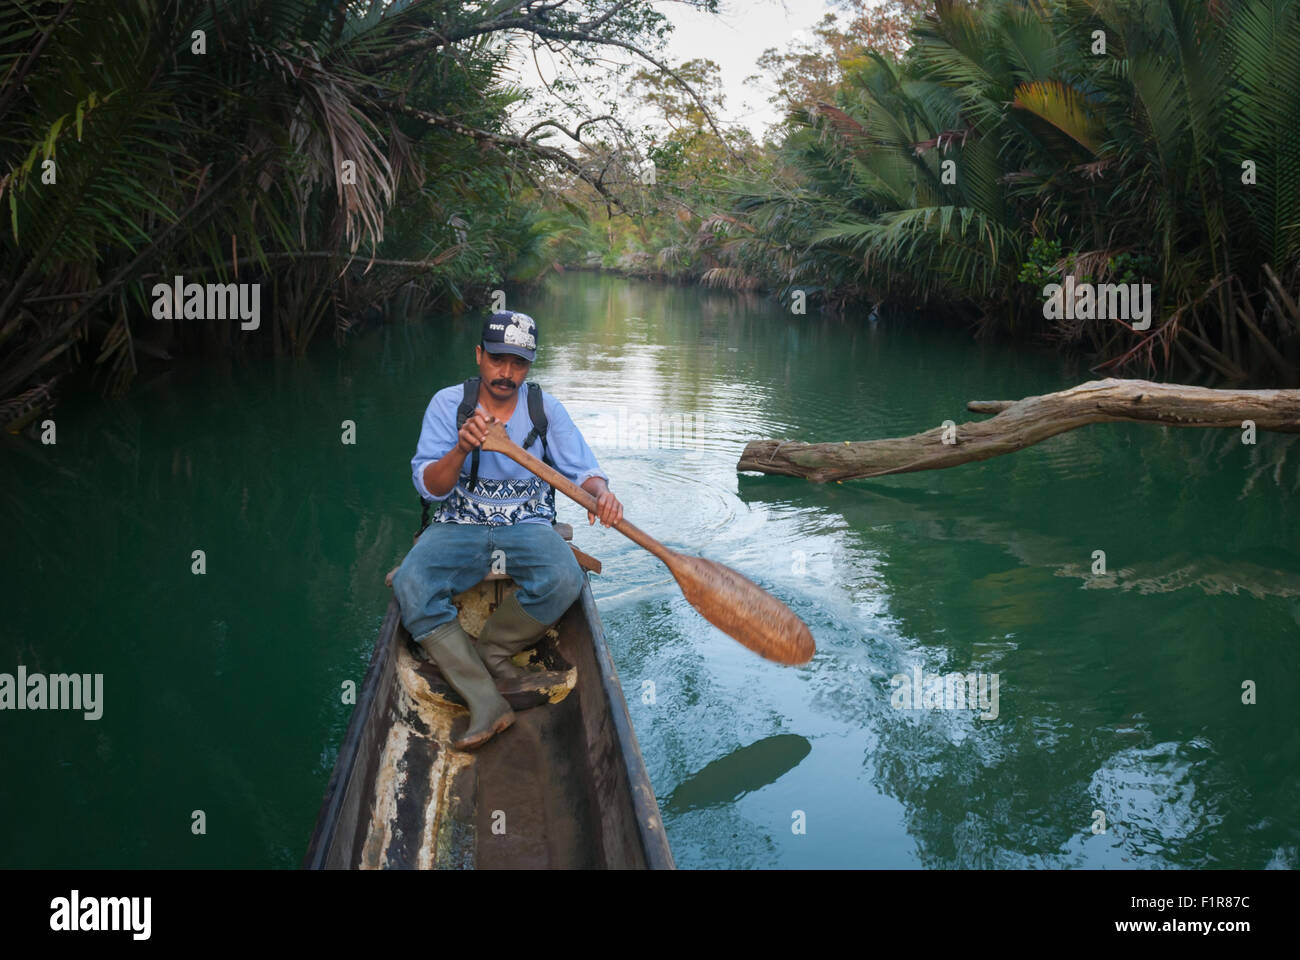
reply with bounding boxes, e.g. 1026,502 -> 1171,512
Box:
456,376 -> 481,492
523,382 -> 561,526
522,381 -> 553,468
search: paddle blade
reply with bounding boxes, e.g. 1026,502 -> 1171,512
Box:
668,554 -> 815,665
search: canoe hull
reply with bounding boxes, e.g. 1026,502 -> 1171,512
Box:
305,575 -> 672,869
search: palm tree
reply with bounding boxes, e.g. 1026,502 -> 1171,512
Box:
718,0 -> 1300,380
1,0 -> 701,421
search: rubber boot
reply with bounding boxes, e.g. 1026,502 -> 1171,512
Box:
475,591 -> 552,681
419,620 -> 515,750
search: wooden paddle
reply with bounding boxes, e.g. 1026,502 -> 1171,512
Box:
479,418 -> 815,665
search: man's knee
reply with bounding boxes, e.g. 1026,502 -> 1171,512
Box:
390,559 -> 422,608
553,552 -> 585,605
515,548 -> 584,617
392,537 -> 448,605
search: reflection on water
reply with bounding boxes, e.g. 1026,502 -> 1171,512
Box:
663,734 -> 812,815
1,272 -> 1297,868
526,274 -> 1299,869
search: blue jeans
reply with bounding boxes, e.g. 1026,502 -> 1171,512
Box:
391,521 -> 586,646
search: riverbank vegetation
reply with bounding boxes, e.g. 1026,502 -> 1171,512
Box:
575,0 -> 1300,384
0,0 -> 721,428
4,0 -> 1299,431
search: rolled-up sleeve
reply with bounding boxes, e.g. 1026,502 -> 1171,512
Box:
411,390 -> 459,501
543,393 -> 608,487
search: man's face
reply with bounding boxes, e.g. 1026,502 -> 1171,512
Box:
476,344 -> 530,400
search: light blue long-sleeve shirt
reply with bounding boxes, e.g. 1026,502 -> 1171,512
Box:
410,381 -> 608,525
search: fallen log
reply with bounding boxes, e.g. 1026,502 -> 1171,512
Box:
736,378 -> 1300,482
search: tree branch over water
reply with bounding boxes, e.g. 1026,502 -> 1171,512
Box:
737,379 -> 1300,481
389,103 -> 631,214
357,1 -> 740,161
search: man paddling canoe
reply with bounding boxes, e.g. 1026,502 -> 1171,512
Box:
390,311 -> 623,750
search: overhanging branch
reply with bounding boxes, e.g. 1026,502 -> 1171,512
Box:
390,102 -> 630,213
357,2 -> 742,164
737,379 -> 1300,481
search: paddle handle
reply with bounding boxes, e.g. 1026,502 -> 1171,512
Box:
479,421 -> 674,564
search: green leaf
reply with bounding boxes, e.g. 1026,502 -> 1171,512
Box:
44,115 -> 66,157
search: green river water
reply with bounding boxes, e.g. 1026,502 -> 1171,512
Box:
2,271 -> 1297,868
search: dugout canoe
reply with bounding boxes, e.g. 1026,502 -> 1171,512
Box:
304,527 -> 674,869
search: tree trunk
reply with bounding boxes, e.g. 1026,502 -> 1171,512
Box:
736,378 -> 1300,482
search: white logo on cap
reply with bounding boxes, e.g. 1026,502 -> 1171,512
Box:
503,313 -> 536,351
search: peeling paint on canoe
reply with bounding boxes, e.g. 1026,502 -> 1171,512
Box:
360,723 -> 408,870
361,638 -> 475,869
543,667 -> 578,703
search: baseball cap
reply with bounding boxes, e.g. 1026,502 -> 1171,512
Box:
481,311 -> 538,362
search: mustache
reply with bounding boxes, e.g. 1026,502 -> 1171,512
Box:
492,379 -> 516,388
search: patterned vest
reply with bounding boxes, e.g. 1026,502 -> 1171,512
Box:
433,475 -> 557,525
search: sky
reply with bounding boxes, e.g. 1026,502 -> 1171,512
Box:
654,0 -> 838,135
507,0 -> 842,143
